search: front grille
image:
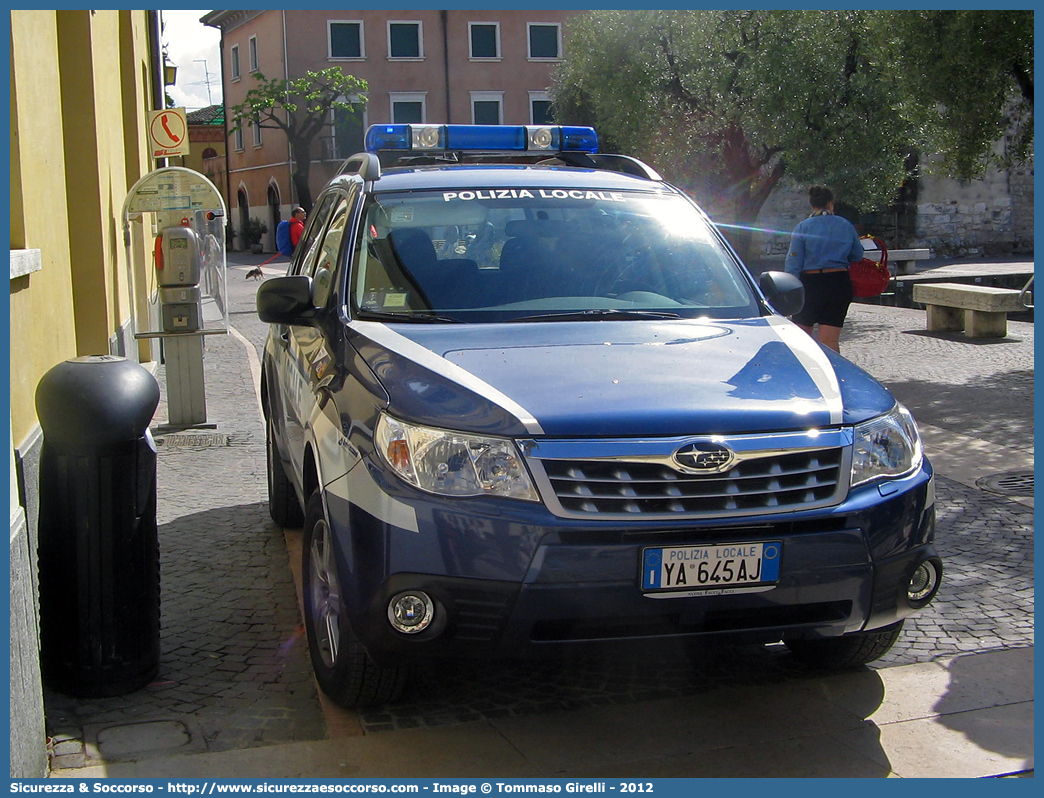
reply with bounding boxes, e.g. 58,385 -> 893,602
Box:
534,447 -> 846,519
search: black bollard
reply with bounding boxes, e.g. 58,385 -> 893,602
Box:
35,355 -> 161,697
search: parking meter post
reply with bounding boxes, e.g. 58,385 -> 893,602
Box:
35,356 -> 161,697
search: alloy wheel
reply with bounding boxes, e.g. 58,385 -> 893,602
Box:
308,517 -> 342,669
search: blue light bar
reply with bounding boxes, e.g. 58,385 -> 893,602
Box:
448,125 -> 527,151
365,124 -> 599,154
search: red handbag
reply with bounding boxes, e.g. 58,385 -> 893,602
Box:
849,236 -> 890,298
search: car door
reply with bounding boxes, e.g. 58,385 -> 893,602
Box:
283,191 -> 354,473
273,192 -> 338,483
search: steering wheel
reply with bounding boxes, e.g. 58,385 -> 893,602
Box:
589,246 -> 664,297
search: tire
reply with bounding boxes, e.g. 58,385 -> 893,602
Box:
785,621 -> 904,670
266,415 -> 303,528
301,490 -> 408,707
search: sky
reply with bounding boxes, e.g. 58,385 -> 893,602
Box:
161,9 -> 222,111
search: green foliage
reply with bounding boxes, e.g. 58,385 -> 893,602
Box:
228,67 -> 368,140
228,67 -> 368,209
553,9 -> 1033,250
552,10 -> 911,248
241,217 -> 267,247
880,10 -> 1033,180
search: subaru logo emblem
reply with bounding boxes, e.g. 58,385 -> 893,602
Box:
673,442 -> 735,473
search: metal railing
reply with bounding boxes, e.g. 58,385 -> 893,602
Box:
1018,275 -> 1033,309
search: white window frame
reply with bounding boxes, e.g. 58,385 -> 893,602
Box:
470,91 -> 504,125
234,126 -> 244,151
328,20 -> 365,60
527,22 -> 562,61
468,21 -> 501,60
252,119 -> 262,147
230,43 -> 241,81
389,92 -> 427,123
529,91 -> 553,124
248,35 -> 258,72
387,20 -> 424,60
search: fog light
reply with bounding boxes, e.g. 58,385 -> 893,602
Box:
908,559 -> 941,605
388,591 -> 434,634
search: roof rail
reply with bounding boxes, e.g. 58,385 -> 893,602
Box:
548,152 -> 662,181
337,152 -> 382,181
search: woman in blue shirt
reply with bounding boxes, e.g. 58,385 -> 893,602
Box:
784,185 -> 864,354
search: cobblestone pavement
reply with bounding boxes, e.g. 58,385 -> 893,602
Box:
843,302 -> 1033,454
43,256 -> 1033,758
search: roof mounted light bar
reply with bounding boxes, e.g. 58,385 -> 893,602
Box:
364,124 -> 599,154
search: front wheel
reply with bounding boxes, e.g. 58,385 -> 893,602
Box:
301,491 -> 407,707
784,621 -> 904,669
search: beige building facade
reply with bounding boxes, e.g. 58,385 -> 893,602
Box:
9,9 -> 163,776
202,9 -> 581,252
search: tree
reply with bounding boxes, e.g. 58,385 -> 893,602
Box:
882,10 -> 1033,180
552,10 -> 912,257
228,67 -> 368,211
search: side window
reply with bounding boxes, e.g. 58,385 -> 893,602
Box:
291,193 -> 338,276
311,198 -> 349,278
311,191 -> 358,306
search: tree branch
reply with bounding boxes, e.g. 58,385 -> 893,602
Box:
658,31 -> 705,115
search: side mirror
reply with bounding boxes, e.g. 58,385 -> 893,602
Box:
256,275 -> 315,324
758,271 -> 804,317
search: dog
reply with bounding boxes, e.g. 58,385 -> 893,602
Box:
245,266 -> 264,281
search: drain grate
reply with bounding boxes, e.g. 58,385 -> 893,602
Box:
156,433 -> 230,449
976,471 -> 1034,496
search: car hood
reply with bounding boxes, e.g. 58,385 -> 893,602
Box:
348,318 -> 896,438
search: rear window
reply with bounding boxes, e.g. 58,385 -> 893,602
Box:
349,188 -> 759,322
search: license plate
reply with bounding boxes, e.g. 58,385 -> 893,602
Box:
642,541 -> 781,593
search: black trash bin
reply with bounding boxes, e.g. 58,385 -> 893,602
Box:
36,355 -> 161,697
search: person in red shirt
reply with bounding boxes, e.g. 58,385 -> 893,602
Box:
289,206 -> 306,248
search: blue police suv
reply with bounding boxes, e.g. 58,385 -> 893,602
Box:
257,124 -> 941,707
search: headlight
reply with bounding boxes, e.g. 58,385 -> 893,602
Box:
375,413 -> 539,501
851,404 -> 923,487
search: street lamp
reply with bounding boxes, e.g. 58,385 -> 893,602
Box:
163,59 -> 178,87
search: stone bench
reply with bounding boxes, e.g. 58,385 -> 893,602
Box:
912,282 -> 1027,338
861,241 -> 932,275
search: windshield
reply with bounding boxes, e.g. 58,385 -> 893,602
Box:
349,187 -> 761,322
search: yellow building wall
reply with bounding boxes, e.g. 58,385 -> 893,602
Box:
8,9 -> 155,449
9,10 -> 78,449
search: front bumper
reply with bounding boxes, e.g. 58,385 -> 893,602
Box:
325,458 -> 937,664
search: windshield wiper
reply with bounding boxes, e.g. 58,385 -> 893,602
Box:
356,310 -> 463,324
514,309 -> 683,322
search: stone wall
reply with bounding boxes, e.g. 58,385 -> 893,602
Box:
1010,163 -> 1034,254
749,158 -> 1034,261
